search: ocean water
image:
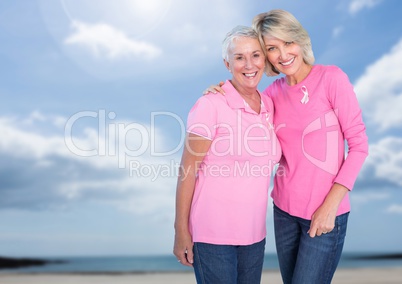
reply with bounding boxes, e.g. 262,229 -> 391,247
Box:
1,253 -> 402,274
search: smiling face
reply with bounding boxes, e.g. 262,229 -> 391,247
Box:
224,36 -> 265,94
263,34 -> 307,77
263,34 -> 312,85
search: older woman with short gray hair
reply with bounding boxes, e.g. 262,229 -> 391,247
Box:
174,25 -> 281,283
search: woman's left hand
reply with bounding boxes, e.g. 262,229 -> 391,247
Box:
203,81 -> 225,95
307,183 -> 349,238
307,205 -> 336,237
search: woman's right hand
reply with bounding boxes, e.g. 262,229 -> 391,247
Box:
173,230 -> 194,267
203,81 -> 225,95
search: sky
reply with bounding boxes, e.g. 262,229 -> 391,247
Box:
0,0 -> 401,257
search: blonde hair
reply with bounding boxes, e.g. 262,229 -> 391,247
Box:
252,9 -> 315,76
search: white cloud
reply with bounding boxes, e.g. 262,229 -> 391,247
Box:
21,110 -> 67,129
351,191 -> 389,204
0,112 -> 180,214
0,116 -> 67,159
349,0 -> 384,15
361,136 -> 402,187
64,20 -> 162,60
41,0 -> 247,79
354,38 -> 402,131
60,0 -> 172,38
386,204 -> 402,214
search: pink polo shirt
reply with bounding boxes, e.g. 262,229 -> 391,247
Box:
187,80 -> 281,245
264,65 -> 368,220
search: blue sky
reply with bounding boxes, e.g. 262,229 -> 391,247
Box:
0,0 -> 402,257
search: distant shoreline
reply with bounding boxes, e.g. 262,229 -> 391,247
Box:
344,253 -> 402,260
1,252 -> 401,272
0,257 -> 65,270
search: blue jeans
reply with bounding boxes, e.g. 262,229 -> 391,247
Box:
274,204 -> 349,284
193,238 -> 266,284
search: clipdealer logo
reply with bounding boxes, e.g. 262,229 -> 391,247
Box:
63,108 -> 341,178
64,110 -> 185,168
129,159 -> 284,181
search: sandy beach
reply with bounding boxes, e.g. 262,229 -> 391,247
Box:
0,267 -> 401,284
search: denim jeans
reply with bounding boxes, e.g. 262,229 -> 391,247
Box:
193,238 -> 265,284
274,204 -> 349,284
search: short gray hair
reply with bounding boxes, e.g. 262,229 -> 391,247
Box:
252,9 -> 315,76
222,25 -> 260,61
